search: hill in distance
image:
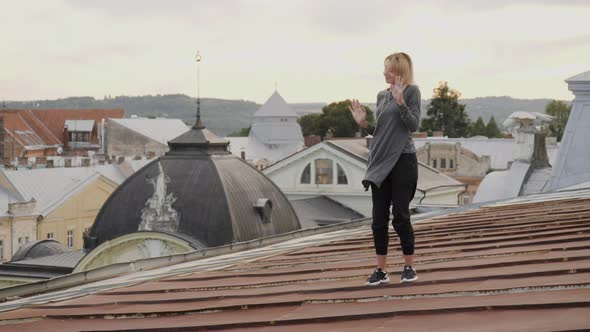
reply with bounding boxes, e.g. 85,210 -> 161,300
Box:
4,95 -> 565,136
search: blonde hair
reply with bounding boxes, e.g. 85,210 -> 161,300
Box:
384,52 -> 414,85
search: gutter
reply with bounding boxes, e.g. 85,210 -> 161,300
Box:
419,184 -> 467,205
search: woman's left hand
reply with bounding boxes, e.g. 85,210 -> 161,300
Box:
390,75 -> 407,105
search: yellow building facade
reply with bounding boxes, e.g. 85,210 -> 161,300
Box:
37,176 -> 119,251
0,173 -> 119,262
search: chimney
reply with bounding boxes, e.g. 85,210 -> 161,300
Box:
240,150 -> 246,160
365,135 -> 373,148
63,125 -> 69,149
325,129 -> 334,139
531,133 -> 550,169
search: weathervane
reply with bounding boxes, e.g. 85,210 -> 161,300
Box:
194,50 -> 204,129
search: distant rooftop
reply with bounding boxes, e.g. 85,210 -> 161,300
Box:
111,117 -> 190,145
253,91 -> 298,117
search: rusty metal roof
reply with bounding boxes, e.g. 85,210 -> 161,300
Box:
0,190 -> 589,331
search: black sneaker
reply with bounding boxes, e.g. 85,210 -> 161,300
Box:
401,265 -> 418,283
365,268 -> 390,286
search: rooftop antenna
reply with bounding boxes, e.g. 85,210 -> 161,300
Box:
193,50 -> 204,129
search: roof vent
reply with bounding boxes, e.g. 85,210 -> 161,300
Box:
254,198 -> 273,224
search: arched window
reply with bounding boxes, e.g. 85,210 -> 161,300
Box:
315,159 -> 333,184
300,163 -> 311,184
337,164 -> 348,184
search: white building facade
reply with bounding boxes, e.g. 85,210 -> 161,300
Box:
264,140 -> 467,216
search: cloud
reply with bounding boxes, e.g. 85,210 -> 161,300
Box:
2,0 -> 589,102
64,0 -> 232,16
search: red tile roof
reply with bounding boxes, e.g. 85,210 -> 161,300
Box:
0,110 -> 48,148
30,109 -> 124,144
0,195 -> 589,330
0,109 -> 124,148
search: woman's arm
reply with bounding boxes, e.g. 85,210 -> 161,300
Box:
398,86 -> 421,132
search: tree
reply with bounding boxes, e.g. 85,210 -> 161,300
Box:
298,100 -> 374,138
485,116 -> 503,138
545,100 -> 571,141
228,126 -> 251,137
420,81 -> 471,137
469,116 -> 486,136
298,113 -> 322,136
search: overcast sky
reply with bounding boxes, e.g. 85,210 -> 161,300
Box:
2,0 -> 589,104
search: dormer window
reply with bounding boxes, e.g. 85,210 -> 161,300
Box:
315,159 -> 333,184
65,120 -> 94,143
300,160 -> 348,185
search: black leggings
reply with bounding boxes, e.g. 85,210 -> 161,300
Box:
370,153 -> 418,256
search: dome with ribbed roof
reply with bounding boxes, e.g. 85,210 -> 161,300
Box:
84,111 -> 301,252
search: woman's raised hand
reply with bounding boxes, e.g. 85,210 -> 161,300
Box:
348,99 -> 367,128
390,75 -> 407,105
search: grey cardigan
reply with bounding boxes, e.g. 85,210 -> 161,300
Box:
362,85 -> 421,189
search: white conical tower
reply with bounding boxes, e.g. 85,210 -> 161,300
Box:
246,90 -> 304,162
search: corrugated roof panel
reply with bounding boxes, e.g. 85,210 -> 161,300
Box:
0,192 -> 589,330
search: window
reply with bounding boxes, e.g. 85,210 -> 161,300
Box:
337,164 -> 348,185
25,236 -> 29,243
18,237 -> 22,247
315,159 -> 333,184
432,159 -> 437,168
68,131 -> 90,143
47,232 -> 54,239
67,229 -> 74,248
0,240 -> 3,260
300,163 -> 311,184
441,158 -> 447,169
450,159 -> 454,169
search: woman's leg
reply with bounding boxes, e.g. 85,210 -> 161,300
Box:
390,154 -> 418,263
370,173 -> 394,270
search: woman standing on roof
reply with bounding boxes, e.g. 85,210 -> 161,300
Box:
349,52 -> 421,285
